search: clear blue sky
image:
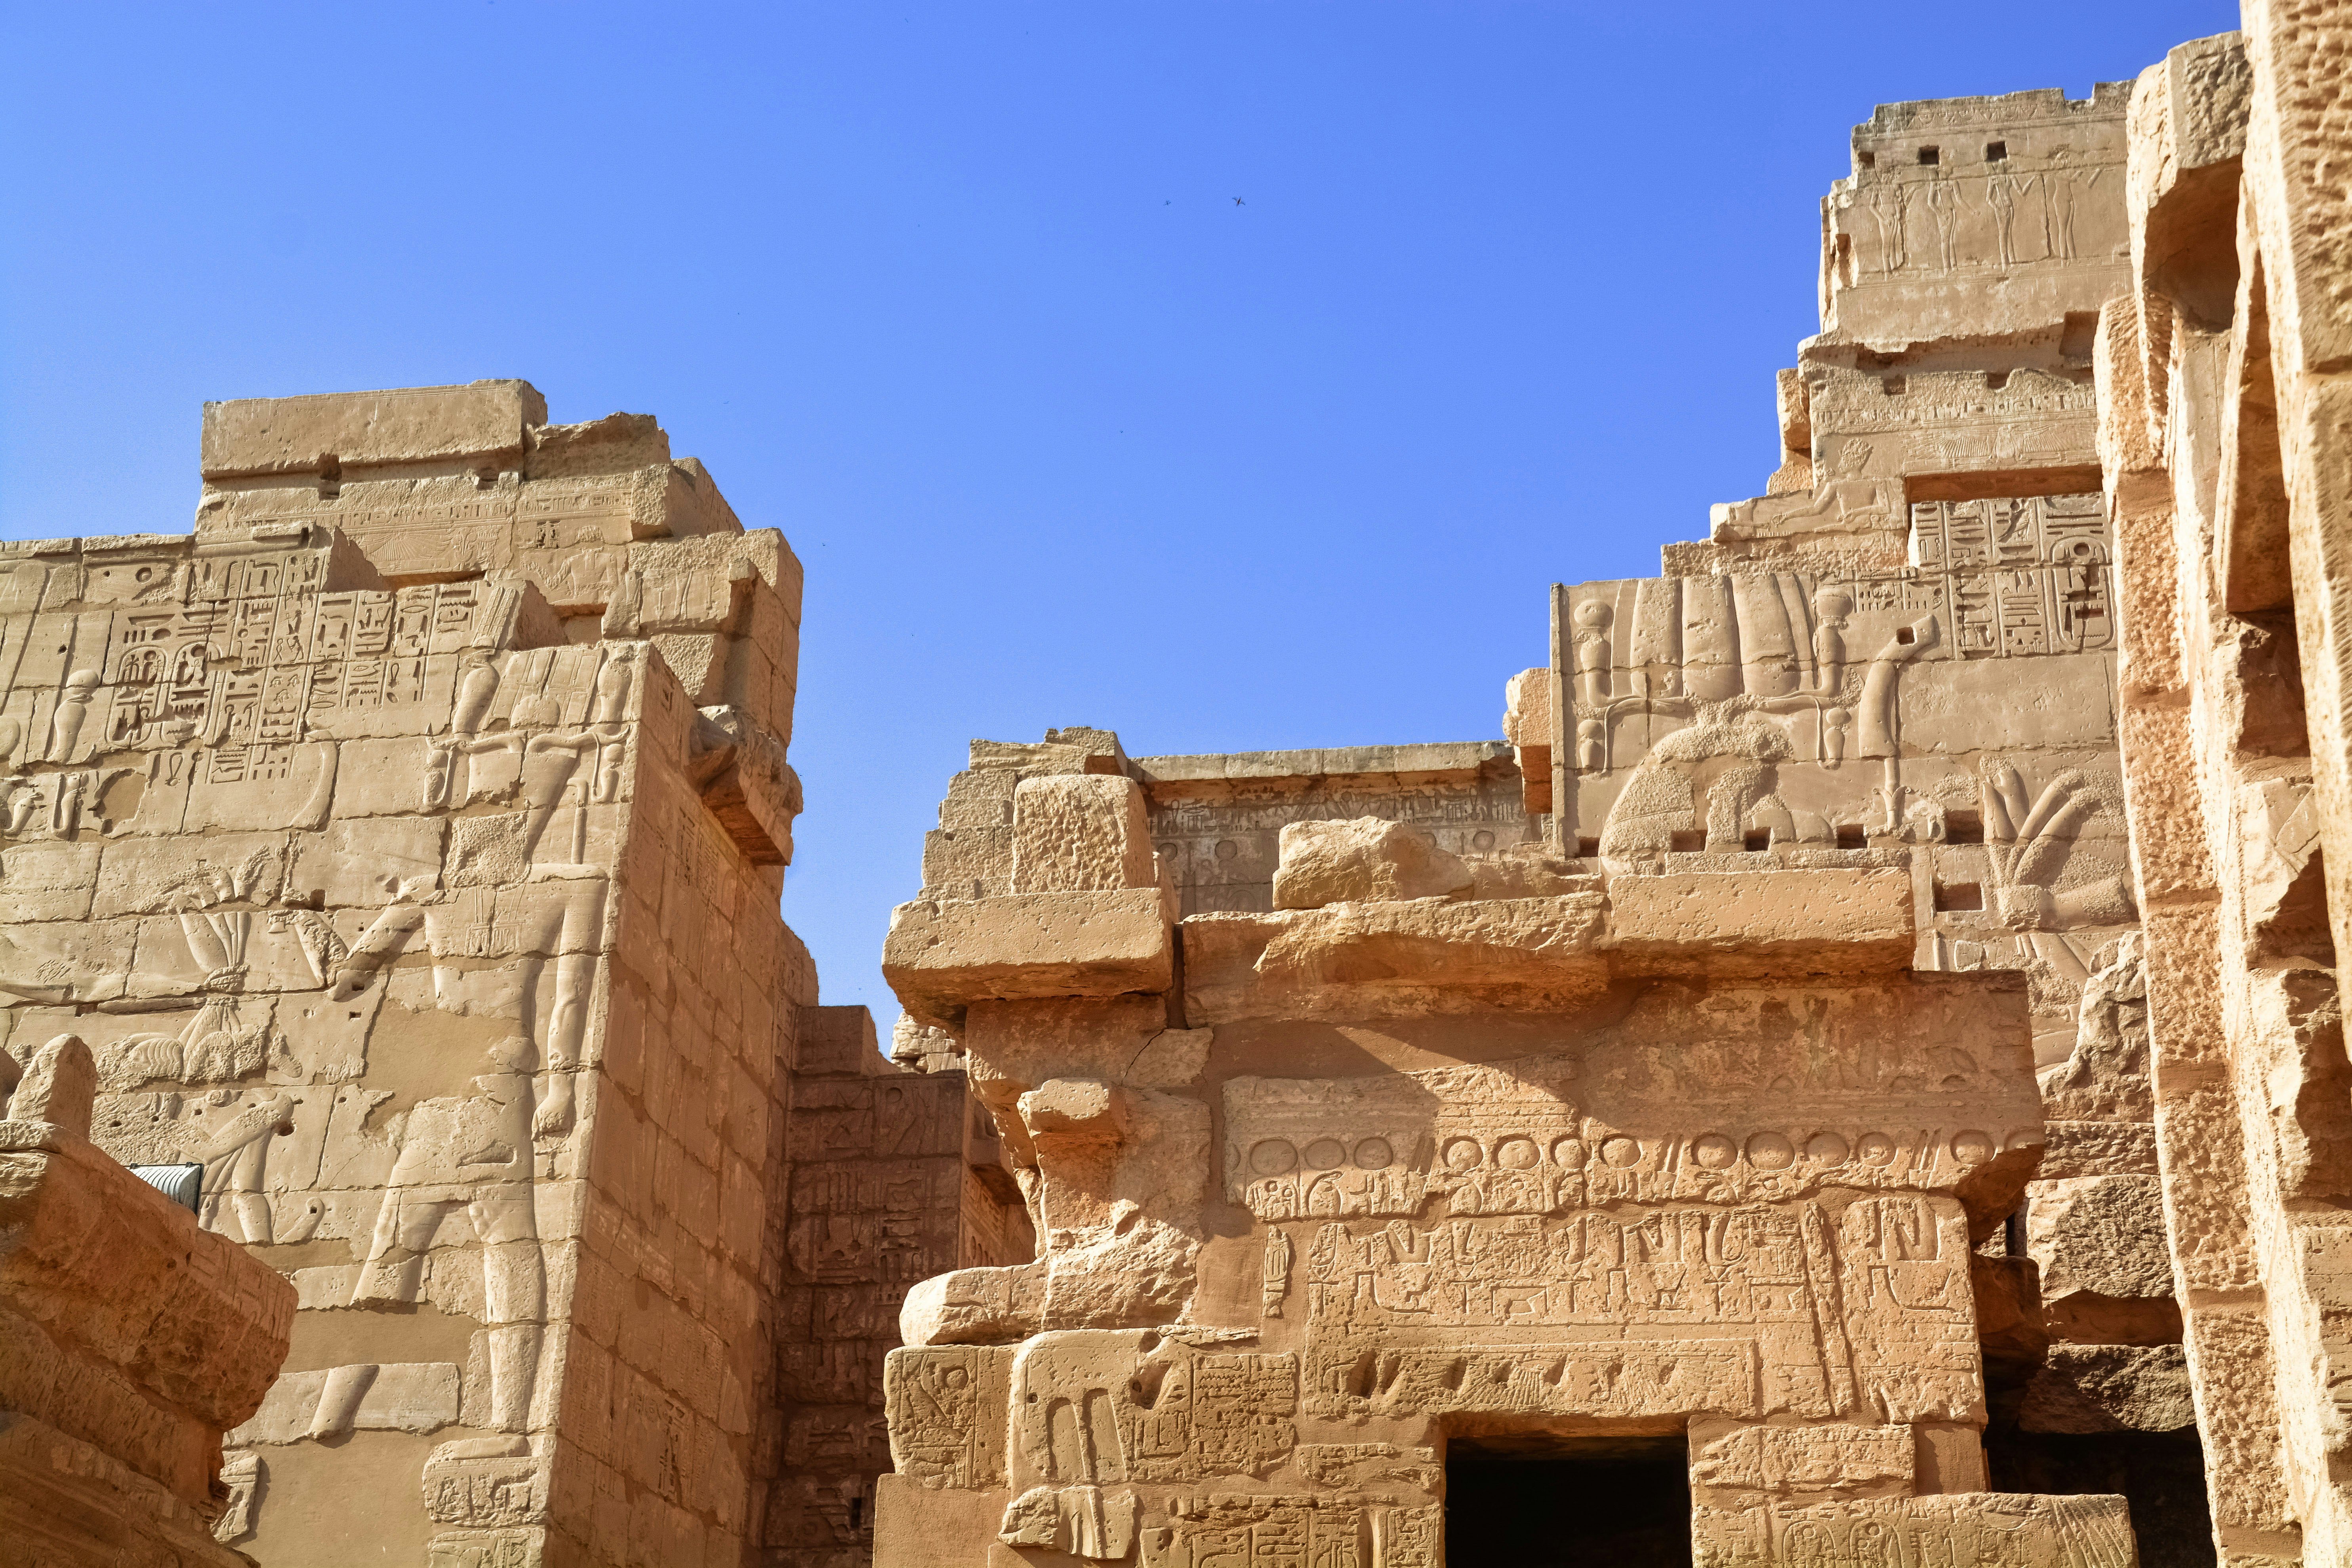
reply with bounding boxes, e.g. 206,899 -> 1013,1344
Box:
1,2 -> 2235,1029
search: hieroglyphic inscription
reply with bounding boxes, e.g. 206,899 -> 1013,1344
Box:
1140,1494 -> 1440,1568
1300,1193 -> 1978,1425
1009,1331 -> 1298,1490
1226,1064 -> 2035,1221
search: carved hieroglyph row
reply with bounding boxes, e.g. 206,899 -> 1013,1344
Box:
1225,1059 -> 2037,1219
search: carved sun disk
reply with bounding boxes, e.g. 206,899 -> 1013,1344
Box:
1248,1139 -> 1297,1176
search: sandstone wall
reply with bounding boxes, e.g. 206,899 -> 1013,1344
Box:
2089,15 -> 2352,1564
869,65 -> 2231,1568
0,383 -> 1027,1567
1,1032 -> 296,1566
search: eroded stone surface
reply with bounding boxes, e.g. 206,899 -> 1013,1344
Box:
0,384 -> 1031,1568
864,51 -> 2277,1568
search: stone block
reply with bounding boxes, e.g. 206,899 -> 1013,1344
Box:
2020,1343 -> 2196,1433
1605,869 -> 1913,972
2028,1174 -> 2178,1303
1687,1418 -> 1914,1503
202,380 -> 545,478
898,1267 -> 1046,1349
1269,816 -> 1473,909
882,889 -> 1172,1028
1009,775 -> 1155,895
796,1005 -> 880,1075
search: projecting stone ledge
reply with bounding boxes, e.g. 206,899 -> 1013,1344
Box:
1174,867 -> 1915,1023
1605,868 -> 1915,975
883,887 -> 1175,1028
887,867 -> 1917,1029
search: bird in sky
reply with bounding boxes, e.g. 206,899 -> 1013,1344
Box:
1233,196 -> 1245,206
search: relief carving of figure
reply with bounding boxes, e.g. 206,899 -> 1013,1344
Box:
347,1036 -> 545,1431
1984,168 -> 2037,267
1864,181 -> 1910,273
1923,173 -> 1963,271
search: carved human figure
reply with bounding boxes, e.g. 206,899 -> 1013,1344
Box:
1810,589 -> 1851,694
451,649 -> 501,738
2,779 -> 37,835
48,770 -> 86,837
1923,173 -> 1962,271
2051,934 -> 2148,1098
591,644 -> 637,729
1571,600 -> 1612,710
348,1036 -> 544,1431
1864,181 -> 1909,272
1821,707 -> 1849,769
1788,440 -> 1894,530
195,1089 -> 298,1244
46,669 -> 97,760
1984,169 -> 2037,267
2040,147 -> 2102,259
1262,1227 -> 1293,1318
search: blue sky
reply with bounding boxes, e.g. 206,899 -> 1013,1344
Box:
0,2 -> 2236,1027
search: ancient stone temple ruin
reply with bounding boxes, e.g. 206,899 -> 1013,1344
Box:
9,6 -> 2352,1568
0,383 -> 1031,1565
873,16 -> 2352,1568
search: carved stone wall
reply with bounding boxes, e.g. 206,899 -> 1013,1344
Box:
2093,17 -> 2352,1565
870,63 -> 2243,1568
0,381 -> 1028,1567
1,1031 -> 296,1566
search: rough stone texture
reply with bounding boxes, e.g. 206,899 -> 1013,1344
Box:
2020,1343 -> 2197,1433
0,383 -> 1030,1568
867,63 -> 2221,1568
1268,817 -> 1472,909
2095,13 -> 2352,1559
1008,774 -> 1157,896
0,1034 -> 296,1566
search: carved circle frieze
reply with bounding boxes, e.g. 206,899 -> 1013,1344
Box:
1857,1132 -> 1897,1165
1951,1129 -> 1995,1166
1692,1134 -> 1738,1170
1250,1139 -> 1298,1176
1303,1137 -> 1346,1171
1599,1136 -> 1642,1168
1806,1132 -> 1851,1166
2005,1130 -> 2044,1153
1353,1137 -> 1395,1170
1744,1132 -> 1795,1170
1443,1138 -> 1484,1171
1552,1137 -> 1588,1169
1495,1137 -> 1540,1170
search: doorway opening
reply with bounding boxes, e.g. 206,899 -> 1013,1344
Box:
1444,1433 -> 1690,1566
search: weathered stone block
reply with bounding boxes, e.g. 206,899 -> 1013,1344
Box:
882,890 -> 1172,1027
1269,816 -> 1472,909
202,380 -> 545,478
1010,775 -> 1155,895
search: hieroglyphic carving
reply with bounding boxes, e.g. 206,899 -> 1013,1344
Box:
1298,1189 -> 1978,1425
1691,1492 -> 2136,1565
1226,1063 -> 2034,1222
884,1345 -> 1011,1490
1138,1494 -> 1441,1568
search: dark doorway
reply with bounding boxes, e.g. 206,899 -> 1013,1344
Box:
1445,1434 -> 1690,1566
